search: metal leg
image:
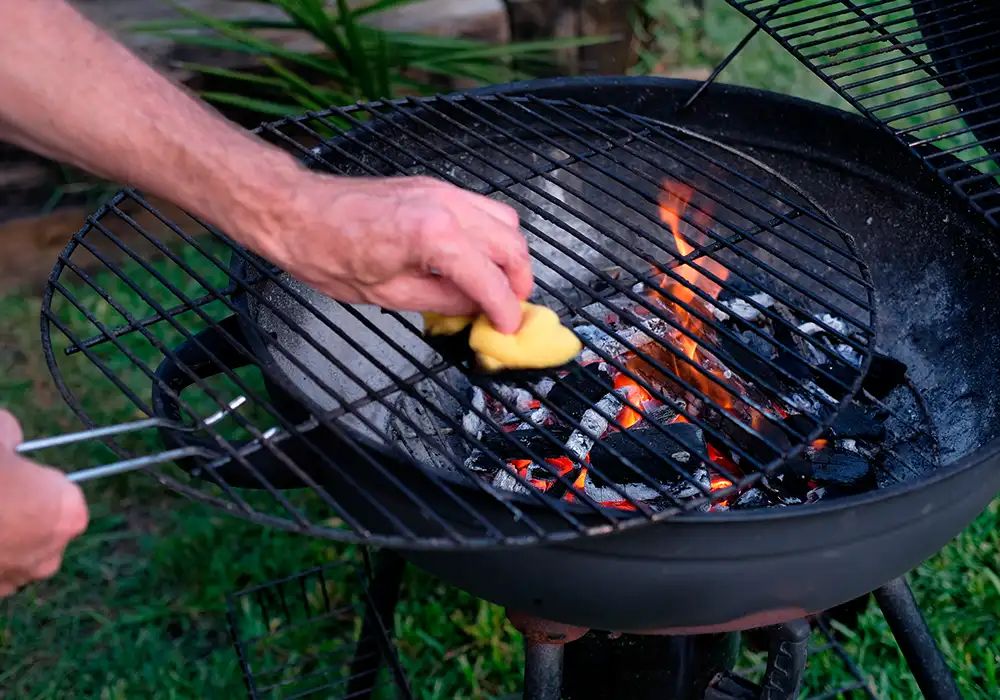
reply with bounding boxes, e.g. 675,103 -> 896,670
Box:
873,577 -> 963,700
347,550 -> 407,699
524,639 -> 565,700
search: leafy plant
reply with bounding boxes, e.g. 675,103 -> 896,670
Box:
133,0 -> 614,118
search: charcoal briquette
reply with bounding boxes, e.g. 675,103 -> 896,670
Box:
830,403 -> 886,441
719,330 -> 780,390
731,488 -> 773,510
810,448 -> 875,493
480,424 -> 574,459
719,414 -> 792,464
588,423 -> 708,487
546,363 -> 614,419
862,353 -> 909,399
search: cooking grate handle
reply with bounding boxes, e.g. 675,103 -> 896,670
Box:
14,397 -> 244,482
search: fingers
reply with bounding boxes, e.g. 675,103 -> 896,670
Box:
0,448 -> 89,597
425,234 -> 524,334
451,191 -> 534,300
0,409 -> 23,450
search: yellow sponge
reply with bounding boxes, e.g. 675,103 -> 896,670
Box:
422,302 -> 582,372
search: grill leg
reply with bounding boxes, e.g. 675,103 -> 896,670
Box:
347,550 -> 407,699
524,640 -> 565,700
873,577 -> 963,700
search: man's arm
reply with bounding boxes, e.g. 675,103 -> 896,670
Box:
0,0 -> 532,331
0,0 -> 533,599
0,0 -> 301,241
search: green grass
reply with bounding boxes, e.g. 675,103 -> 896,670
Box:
0,1 -> 998,697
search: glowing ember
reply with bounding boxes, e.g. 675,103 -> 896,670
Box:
812,439 -> 828,451
710,476 -> 734,492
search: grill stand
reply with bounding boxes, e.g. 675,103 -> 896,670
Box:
347,561 -> 966,699
873,577 -> 963,700
347,550 -> 408,700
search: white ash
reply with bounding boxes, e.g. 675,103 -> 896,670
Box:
492,467 -> 531,495
798,321 -> 824,336
493,384 -> 536,412
462,386 -> 487,438
563,389 -> 627,462
518,407 -> 550,429
834,343 -> 862,367
532,377 -> 556,398
714,292 -> 775,324
582,480 -> 663,503
818,313 -> 849,336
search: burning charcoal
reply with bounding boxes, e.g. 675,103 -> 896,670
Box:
481,424 -> 575,459
546,363 -> 614,419
532,377 -> 557,398
492,384 -> 537,412
718,329 -> 780,391
718,414 -> 792,465
564,390 -> 627,462
588,423 -> 708,487
462,386 -> 487,438
862,352 -> 908,399
809,448 -> 875,494
731,487 -> 773,510
492,466 -> 531,495
646,401 -> 684,425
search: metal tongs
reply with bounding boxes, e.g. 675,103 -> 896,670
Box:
14,397 -> 247,483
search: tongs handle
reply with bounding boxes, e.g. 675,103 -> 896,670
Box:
14,397 -> 246,483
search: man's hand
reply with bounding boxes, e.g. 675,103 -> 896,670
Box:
0,411 -> 89,599
240,173 -> 533,334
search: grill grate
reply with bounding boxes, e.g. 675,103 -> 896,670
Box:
41,94 -> 875,548
723,0 -> 1000,228
226,559 -> 413,700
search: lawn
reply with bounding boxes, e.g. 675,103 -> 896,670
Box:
1,1 -> 998,698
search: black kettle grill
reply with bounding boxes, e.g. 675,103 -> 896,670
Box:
39,1 -> 1000,695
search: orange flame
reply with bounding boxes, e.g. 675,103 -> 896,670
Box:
614,374 -> 653,429
652,181 -> 734,411
812,439 -> 828,451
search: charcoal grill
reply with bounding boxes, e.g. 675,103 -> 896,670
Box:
41,71 -> 1000,632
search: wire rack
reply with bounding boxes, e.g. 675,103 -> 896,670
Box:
41,93 -> 876,549
226,558 -> 877,700
226,559 -> 413,700
721,0 -> 1000,228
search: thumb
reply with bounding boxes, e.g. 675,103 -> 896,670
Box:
0,409 -> 23,451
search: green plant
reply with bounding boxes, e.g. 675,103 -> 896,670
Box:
133,0 -> 614,118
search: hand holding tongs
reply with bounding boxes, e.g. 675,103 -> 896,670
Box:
14,397 -> 246,483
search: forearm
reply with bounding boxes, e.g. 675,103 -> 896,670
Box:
0,0 -> 303,243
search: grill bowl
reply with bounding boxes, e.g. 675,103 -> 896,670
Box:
393,77 -> 1000,631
